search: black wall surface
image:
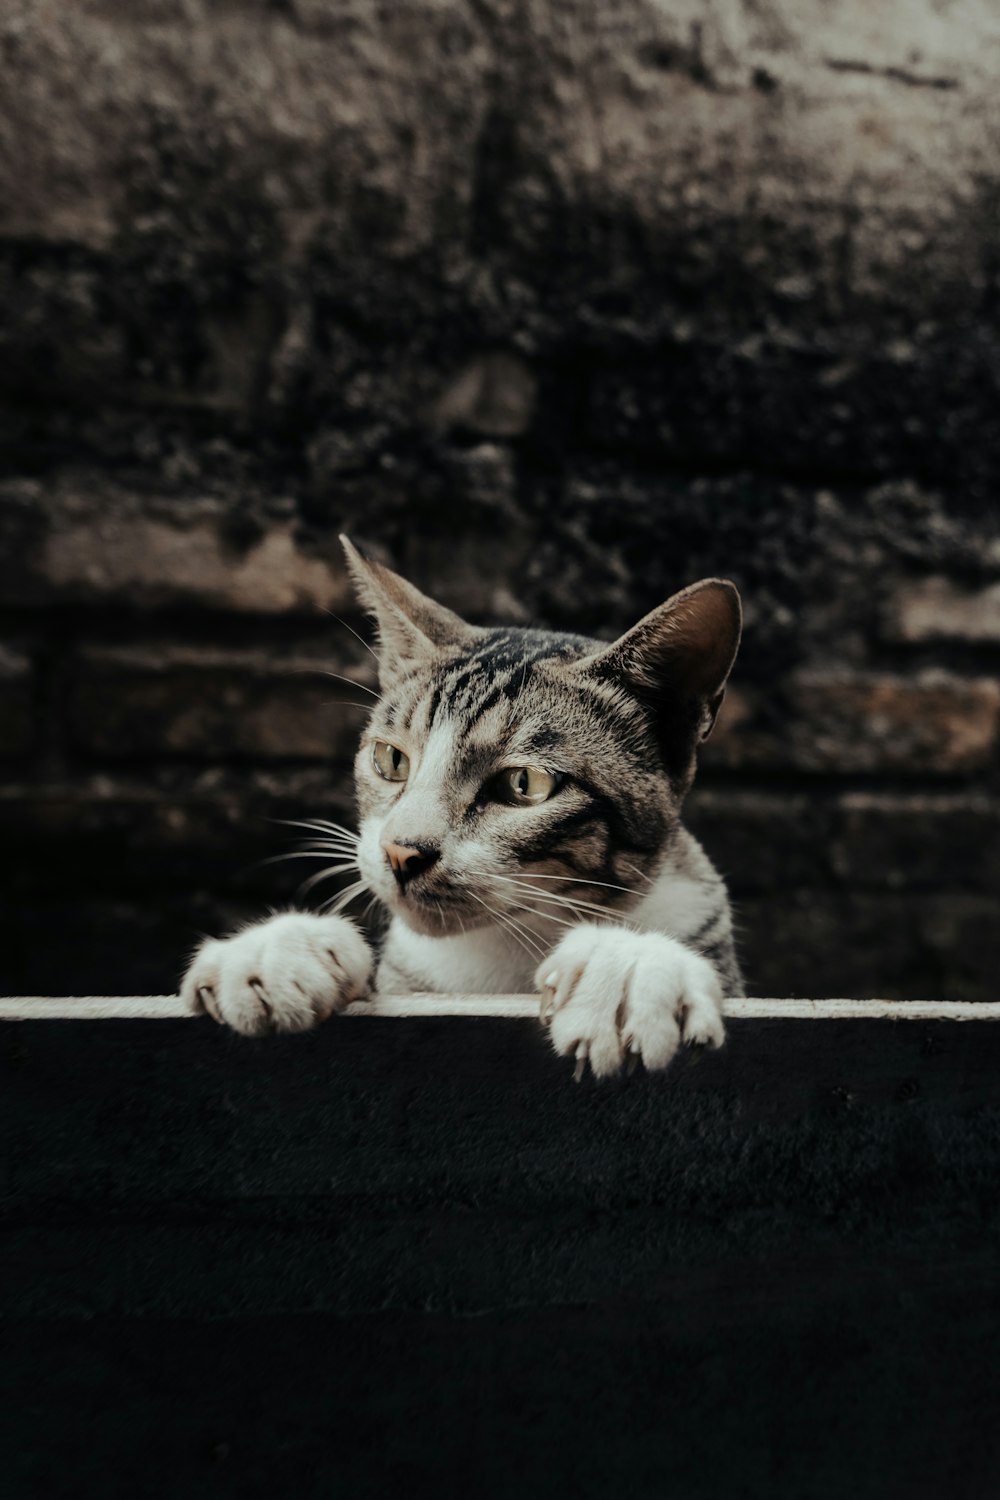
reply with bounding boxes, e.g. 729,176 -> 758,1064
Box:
4,1010 -> 1000,1497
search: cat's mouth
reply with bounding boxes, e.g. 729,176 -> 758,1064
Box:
389,881 -> 479,935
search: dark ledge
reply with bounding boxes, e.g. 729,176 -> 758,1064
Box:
3,1004 -> 1000,1497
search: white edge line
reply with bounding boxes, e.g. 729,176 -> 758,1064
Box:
1,996 -> 999,1022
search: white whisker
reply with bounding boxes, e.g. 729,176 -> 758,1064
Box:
322,878 -> 371,915
468,891 -> 546,963
290,837 -> 362,853
272,818 -> 360,844
469,869 -> 631,925
505,888 -> 625,927
502,869 -> 638,897
317,670 -> 381,699
494,913 -> 546,963
254,846 -> 359,877
297,863 -> 361,897
320,608 -> 380,662
494,905 -> 547,959
502,898 -> 578,932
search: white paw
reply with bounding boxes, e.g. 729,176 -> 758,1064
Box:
180,912 -> 373,1036
536,924 -> 725,1081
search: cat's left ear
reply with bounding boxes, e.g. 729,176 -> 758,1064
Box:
580,579 -> 742,776
340,536 -> 479,681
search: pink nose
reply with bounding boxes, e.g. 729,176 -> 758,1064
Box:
383,842 -> 440,889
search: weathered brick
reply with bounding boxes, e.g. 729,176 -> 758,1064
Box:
689,788 -> 1000,894
792,673 -> 1000,774
0,896 -> 255,999
829,794 -> 1000,891
706,673 -> 1000,775
0,770 -> 357,899
7,886 -> 999,1003
0,479 -> 354,615
738,892 -> 1000,1003
43,516 -> 351,616
432,353 -> 537,438
0,646 -> 33,756
685,789 -> 833,893
701,688 -> 758,767
69,648 -> 373,760
885,576 -> 1000,644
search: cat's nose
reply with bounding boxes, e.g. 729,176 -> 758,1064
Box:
383,842 -> 441,889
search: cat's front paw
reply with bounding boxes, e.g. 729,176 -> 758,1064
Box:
180,912 -> 373,1036
536,924 -> 725,1081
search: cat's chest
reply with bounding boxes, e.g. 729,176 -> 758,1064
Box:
378,920 -> 538,995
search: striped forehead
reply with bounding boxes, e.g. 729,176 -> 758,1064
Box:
374,627 -> 650,770
423,628 -> 592,730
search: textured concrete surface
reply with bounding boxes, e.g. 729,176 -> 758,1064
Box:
3,1011 -> 1000,1496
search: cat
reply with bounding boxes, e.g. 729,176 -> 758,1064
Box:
180,536 -> 743,1081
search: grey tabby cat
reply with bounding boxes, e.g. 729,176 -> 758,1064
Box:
181,537 -> 743,1080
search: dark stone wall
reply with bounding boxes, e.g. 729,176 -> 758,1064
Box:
2,1 -> 999,998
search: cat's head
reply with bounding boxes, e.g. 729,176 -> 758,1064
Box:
342,538 -> 740,939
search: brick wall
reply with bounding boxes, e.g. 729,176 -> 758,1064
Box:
1,1 -> 999,999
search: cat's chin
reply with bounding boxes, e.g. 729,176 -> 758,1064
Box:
390,894 -> 483,938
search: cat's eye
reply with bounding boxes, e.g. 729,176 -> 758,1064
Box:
492,766 -> 560,807
372,740 -> 410,783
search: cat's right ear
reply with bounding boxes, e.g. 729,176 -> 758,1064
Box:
340,536 -> 479,682
577,577 -> 742,787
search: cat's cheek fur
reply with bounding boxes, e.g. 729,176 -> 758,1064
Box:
357,819 -> 395,909
181,912 -> 373,1036
537,924 -> 725,1080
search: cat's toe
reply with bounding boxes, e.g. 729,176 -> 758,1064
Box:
258,923 -> 363,1025
543,932 -> 631,1080
217,961 -> 286,1036
549,998 -> 623,1079
681,991 -> 726,1049
626,947 -> 724,1062
181,944 -> 223,1022
621,961 -> 683,1071
181,937 -> 274,1035
671,952 -> 726,1050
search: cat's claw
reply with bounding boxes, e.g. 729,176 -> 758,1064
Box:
197,985 -> 222,1024
536,923 -> 725,1081
181,912 -> 373,1036
540,970 -> 560,1024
